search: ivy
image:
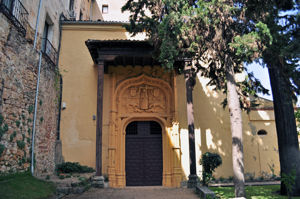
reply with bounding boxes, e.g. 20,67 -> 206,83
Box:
0,114 -> 3,126
28,105 -> 34,114
17,140 -> 25,150
10,131 -> 17,142
0,144 -> 5,156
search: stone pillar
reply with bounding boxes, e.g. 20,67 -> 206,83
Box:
184,59 -> 198,188
96,60 -> 104,177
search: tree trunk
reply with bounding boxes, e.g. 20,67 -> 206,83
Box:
268,62 -> 300,196
226,62 -> 246,197
184,61 -> 198,188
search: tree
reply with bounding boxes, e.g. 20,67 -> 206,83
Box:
122,0 -> 269,197
244,0 -> 300,195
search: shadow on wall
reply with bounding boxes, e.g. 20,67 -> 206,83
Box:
177,72 -> 279,182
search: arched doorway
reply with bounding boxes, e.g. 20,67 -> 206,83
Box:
125,121 -> 163,186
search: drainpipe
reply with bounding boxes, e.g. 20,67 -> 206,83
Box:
55,13 -> 65,140
31,51 -> 42,175
33,0 -> 43,49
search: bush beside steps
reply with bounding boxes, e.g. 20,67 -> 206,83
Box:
52,162 -> 98,196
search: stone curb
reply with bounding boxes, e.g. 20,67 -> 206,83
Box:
210,181 -> 280,187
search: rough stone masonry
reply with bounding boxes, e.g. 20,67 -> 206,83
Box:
0,12 -> 60,176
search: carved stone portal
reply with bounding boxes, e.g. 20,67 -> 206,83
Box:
109,74 -> 181,188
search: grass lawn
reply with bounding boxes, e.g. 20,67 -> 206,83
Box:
0,172 -> 56,199
210,185 -> 300,199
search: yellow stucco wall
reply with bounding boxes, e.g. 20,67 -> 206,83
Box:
176,74 -> 279,181
59,23 -> 129,174
59,23 -> 279,186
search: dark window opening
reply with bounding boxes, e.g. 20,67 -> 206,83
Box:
150,121 -> 162,135
257,129 -> 268,135
69,0 -> 74,11
126,122 -> 138,135
41,19 -> 57,65
79,10 -> 83,20
41,21 -> 49,53
102,4 -> 108,14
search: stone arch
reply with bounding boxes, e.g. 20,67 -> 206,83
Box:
108,74 -> 179,187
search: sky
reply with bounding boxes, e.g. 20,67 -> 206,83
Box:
246,62 -> 300,107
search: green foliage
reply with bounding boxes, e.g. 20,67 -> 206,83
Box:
10,131 -> 17,142
28,105 -> 34,114
0,114 -> 3,126
200,152 -> 222,186
39,100 -> 43,106
16,120 -> 20,127
40,117 -> 44,123
211,185 -> 300,199
122,0 -> 269,111
268,163 -> 277,179
56,162 -> 95,174
295,110 -> 300,135
282,169 -> 296,198
0,122 -> 9,140
17,140 -> 25,150
0,172 -> 55,199
0,144 -> 5,156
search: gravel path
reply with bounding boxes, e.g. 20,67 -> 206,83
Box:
63,186 -> 199,199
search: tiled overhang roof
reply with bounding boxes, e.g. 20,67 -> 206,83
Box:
62,20 -> 129,25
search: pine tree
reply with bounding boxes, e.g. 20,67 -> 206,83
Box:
245,0 -> 300,195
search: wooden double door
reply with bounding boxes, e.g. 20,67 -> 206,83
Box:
125,121 -> 163,186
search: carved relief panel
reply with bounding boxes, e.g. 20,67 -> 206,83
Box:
121,85 -> 166,114
115,74 -> 173,117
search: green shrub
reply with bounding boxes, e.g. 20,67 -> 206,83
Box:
17,140 -> 25,150
0,144 -> 5,156
282,169 -> 296,198
200,152 -> 222,186
56,162 -> 95,174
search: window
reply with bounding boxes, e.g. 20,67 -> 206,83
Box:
257,129 -> 268,136
126,122 -> 138,135
41,21 -> 50,53
0,0 -> 28,35
69,0 -> 74,11
102,4 -> 108,14
79,10 -> 83,20
41,18 -> 57,65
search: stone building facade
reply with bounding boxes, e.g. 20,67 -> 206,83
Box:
0,0 -> 102,176
0,0 -> 287,187
59,21 -> 280,187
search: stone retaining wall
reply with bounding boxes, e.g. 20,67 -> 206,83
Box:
0,13 -> 60,176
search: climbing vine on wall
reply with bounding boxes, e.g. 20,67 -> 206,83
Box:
0,113 -> 8,156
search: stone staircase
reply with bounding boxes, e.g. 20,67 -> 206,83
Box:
46,173 -> 100,197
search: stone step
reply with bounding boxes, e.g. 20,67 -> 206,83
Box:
56,186 -> 87,195
196,185 -> 216,199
